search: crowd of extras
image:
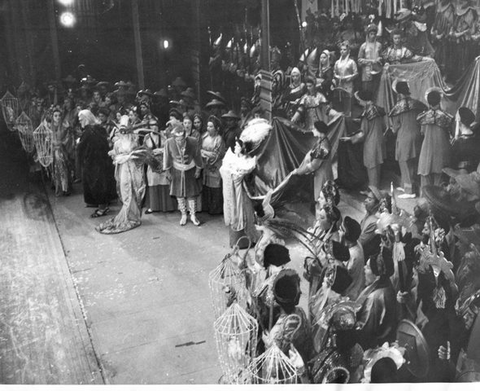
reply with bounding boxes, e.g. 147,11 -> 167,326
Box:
15,63 -> 480,382
10,5 -> 480,380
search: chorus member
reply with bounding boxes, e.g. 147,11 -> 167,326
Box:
283,67 -> 306,118
357,24 -> 382,93
356,244 -> 397,350
97,116 -> 146,234
341,216 -> 365,301
201,115 -> 226,215
417,88 -> 453,192
349,90 -> 386,190
77,109 -> 116,217
291,77 -> 329,133
450,107 -> 480,172
50,107 -> 72,197
164,123 -> 203,226
316,50 -> 334,101
220,138 -> 260,247
389,79 -> 426,198
333,41 -> 358,117
144,129 -> 176,214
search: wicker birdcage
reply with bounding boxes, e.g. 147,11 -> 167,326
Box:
33,122 -> 53,167
214,302 -> 258,384
247,343 -> 298,384
1,91 -> 19,130
15,112 -> 35,154
208,238 -> 252,319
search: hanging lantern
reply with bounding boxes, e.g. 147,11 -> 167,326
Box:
1,91 -> 19,131
15,112 -> 35,154
214,302 -> 258,384
33,123 -> 53,168
247,343 -> 298,384
208,238 -> 252,319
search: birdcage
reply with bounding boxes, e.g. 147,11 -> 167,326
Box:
247,343 -> 298,384
33,123 -> 53,167
208,238 -> 252,319
214,302 -> 258,384
1,91 -> 19,130
15,112 -> 35,154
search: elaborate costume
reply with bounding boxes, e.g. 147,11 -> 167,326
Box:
417,90 -> 453,190
389,82 -> 426,196
356,248 -> 398,350
220,147 -> 260,246
357,24 -> 382,93
201,128 -> 225,214
143,132 -> 176,212
96,129 -> 146,234
77,123 -> 116,207
164,125 -> 203,226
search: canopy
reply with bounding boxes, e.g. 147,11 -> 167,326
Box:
376,56 -> 480,121
251,115 -> 346,205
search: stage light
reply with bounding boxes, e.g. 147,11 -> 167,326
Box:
60,12 -> 76,27
58,0 -> 74,5
302,21 -> 308,28
162,39 -> 170,50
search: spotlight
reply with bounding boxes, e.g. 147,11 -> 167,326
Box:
302,21 -> 308,28
162,39 -> 171,50
58,0 -> 74,5
60,12 -> 76,27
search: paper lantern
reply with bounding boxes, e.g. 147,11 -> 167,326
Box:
15,112 -> 35,154
214,302 -> 258,384
247,343 -> 298,384
33,123 -> 53,167
1,91 -> 19,130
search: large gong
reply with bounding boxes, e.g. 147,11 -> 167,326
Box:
396,319 -> 430,379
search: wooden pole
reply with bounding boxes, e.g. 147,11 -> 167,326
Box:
261,0 -> 270,71
132,0 -> 145,90
47,0 -> 61,83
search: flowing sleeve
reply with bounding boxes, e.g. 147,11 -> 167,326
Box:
163,139 -> 173,170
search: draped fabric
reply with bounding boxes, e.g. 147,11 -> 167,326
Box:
376,57 -> 480,124
251,116 -> 346,206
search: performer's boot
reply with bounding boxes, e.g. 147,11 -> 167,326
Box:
188,198 -> 200,226
178,197 -> 188,226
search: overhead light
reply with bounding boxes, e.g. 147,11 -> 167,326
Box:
162,39 -> 171,50
58,0 -> 74,5
60,12 -> 76,27
302,21 -> 308,28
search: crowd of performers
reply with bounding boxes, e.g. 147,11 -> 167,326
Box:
2,1 -> 480,383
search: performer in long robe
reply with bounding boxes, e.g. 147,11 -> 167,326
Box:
357,24 -> 382,93
333,41 -> 358,117
283,67 -> 306,118
164,123 -> 203,226
389,80 -> 426,198
143,131 -> 177,213
96,116 -> 146,234
450,0 -> 478,80
350,90 -> 386,190
77,109 -> 117,217
201,115 -> 225,215
220,138 -> 260,247
317,51 -> 334,102
50,107 -> 72,197
431,0 -> 455,76
356,245 -> 398,350
417,88 -> 453,193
